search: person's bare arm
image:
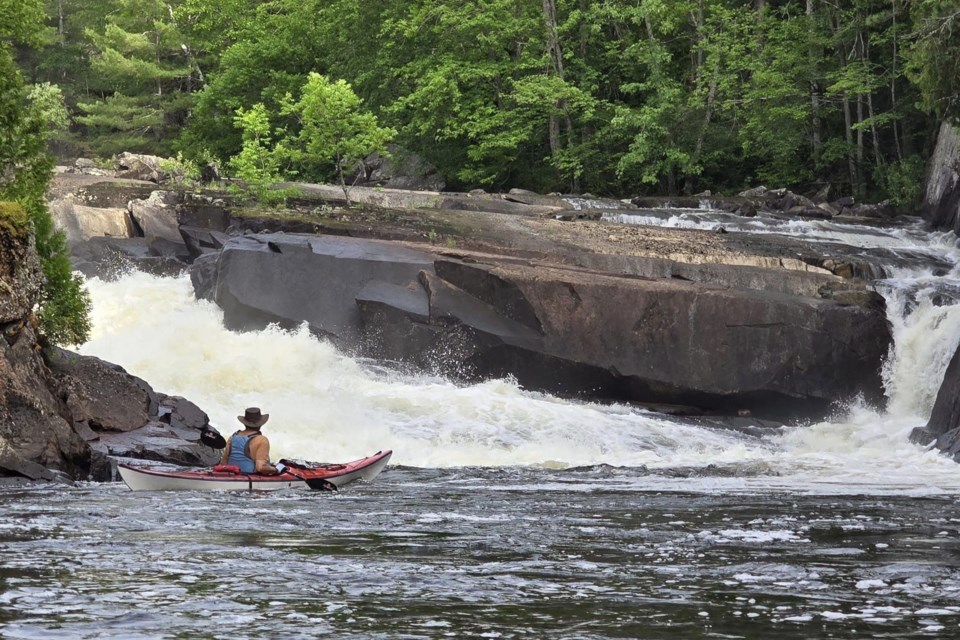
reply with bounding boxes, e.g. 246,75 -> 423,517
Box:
251,437 -> 278,475
220,439 -> 232,466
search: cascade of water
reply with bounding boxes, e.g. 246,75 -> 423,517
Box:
880,282 -> 960,418
74,218 -> 960,489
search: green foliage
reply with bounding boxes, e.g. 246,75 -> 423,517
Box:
1,15 -> 90,346
905,0 -> 960,122
26,82 -> 70,136
176,0 -> 328,166
72,0 -> 198,155
159,151 -> 201,188
873,155 -> 927,209
13,0 -> 958,200
0,0 -> 45,45
281,73 -> 396,203
228,103 -> 294,205
35,232 -> 92,346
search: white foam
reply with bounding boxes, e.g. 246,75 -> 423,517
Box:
76,272 -> 960,493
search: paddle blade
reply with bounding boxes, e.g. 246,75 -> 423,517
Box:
303,478 -> 338,492
200,427 -> 227,450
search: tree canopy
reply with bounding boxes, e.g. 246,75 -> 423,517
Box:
14,0 -> 960,203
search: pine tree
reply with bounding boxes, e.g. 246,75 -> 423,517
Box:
76,0 -> 195,155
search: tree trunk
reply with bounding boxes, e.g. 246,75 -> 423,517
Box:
891,0 -> 903,161
542,0 -> 577,190
685,81 -> 717,195
807,0 -> 822,160
861,32 -> 880,167
923,122 -> 960,232
836,19 -> 859,197
867,91 -> 882,166
548,116 -> 561,155
337,153 -> 351,208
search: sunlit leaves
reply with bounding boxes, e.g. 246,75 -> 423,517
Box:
280,72 -> 396,201
0,0 -> 45,46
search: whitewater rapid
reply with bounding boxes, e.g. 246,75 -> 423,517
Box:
76,254 -> 960,493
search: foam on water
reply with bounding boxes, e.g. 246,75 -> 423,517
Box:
604,210 -> 960,254
76,267 -> 960,492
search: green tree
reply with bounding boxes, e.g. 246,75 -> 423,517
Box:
176,0 -> 327,167
905,0 -> 960,123
281,73 -> 396,205
36,0 -> 944,200
1,0 -> 90,346
228,103 -> 286,204
27,81 -> 70,135
75,0 -> 196,155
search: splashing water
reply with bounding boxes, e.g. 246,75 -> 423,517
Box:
75,261 -> 960,494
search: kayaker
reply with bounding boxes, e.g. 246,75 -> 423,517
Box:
220,407 -> 284,475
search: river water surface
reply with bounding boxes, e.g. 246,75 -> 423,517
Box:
3,212 -> 960,638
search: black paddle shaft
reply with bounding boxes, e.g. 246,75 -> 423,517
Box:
277,463 -> 338,492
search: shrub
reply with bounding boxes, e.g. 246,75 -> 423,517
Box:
0,48 -> 91,346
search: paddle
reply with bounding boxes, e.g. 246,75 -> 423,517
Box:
276,462 -> 338,492
202,429 -> 336,491
200,426 -> 227,450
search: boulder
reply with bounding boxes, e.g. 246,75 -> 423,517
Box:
364,145 -> 446,192
910,343 -> 960,461
279,181 -> 564,216
71,236 -> 188,279
179,225 -> 231,260
115,152 -> 167,183
0,222 -> 217,481
49,196 -> 134,247
190,253 -> 220,301
178,198 -> 232,231
128,190 -> 184,243
197,233 -> 892,421
47,348 -> 220,470
847,202 -> 896,219
47,349 -> 155,433
739,186 -> 769,198
213,235 -> 435,343
923,121 -> 960,233
90,421 -> 219,467
0,219 -> 43,324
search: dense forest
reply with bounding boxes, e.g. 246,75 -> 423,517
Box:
10,0 -> 960,202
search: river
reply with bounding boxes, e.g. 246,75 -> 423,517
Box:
2,211 -> 960,638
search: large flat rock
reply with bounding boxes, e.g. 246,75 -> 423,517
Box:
199,233 -> 891,420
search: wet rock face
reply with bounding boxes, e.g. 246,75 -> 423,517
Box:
924,122 -> 960,234
47,349 -> 222,473
0,221 -> 220,482
198,233 -> 892,421
911,344 -> 960,461
0,220 -> 87,482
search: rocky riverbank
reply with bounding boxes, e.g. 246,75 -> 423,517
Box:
10,157 -> 960,479
0,202 -> 219,483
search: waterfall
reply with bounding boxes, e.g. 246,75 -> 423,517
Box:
881,279 -> 960,418
74,216 -> 960,490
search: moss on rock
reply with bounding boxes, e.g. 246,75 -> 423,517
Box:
0,202 -> 30,237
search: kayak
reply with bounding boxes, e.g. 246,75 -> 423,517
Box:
117,450 -> 392,492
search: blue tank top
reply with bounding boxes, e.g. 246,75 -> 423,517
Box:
228,432 -> 261,473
